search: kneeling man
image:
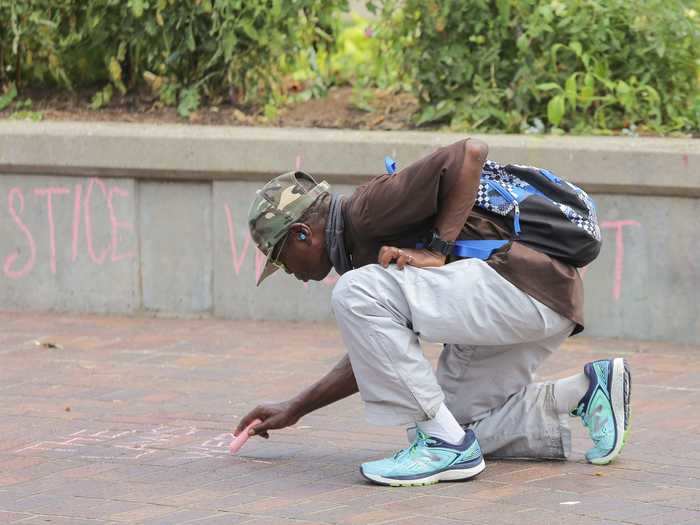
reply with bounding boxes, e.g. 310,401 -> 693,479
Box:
237,138 -> 631,487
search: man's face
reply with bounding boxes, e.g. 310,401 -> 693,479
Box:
275,224 -> 333,283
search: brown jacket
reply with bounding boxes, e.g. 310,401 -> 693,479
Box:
341,139 -> 584,334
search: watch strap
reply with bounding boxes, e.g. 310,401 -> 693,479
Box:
426,231 -> 453,256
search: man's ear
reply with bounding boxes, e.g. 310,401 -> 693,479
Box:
289,223 -> 311,243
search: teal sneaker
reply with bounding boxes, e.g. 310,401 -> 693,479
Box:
573,358 -> 631,465
360,429 -> 485,487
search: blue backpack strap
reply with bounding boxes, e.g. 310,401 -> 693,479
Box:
452,240 -> 509,260
416,239 -> 509,260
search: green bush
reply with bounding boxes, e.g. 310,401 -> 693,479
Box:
282,12 -> 402,109
373,0 -> 700,134
0,0 -> 347,114
2,0 -> 698,134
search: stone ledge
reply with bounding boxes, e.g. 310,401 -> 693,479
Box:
1,121 -> 698,196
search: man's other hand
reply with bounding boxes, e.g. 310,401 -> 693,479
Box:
378,246 -> 446,270
234,401 -> 301,439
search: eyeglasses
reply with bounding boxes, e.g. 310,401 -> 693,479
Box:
270,233 -> 291,274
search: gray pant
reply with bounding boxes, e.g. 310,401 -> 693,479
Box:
331,259 -> 576,459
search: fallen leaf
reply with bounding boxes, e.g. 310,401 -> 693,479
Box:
34,339 -> 63,350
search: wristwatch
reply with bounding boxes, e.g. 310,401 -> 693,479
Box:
426,230 -> 453,257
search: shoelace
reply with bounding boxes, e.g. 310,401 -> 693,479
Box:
393,432 -> 437,461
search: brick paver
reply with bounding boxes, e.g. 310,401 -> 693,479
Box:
1,310 -> 699,524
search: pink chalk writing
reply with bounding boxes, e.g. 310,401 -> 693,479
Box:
224,203 -> 253,275
2,178 -> 135,280
33,187 -> 70,274
3,188 -> 37,279
108,186 -> 136,262
71,183 -> 82,262
84,178 -> 110,265
600,220 -> 641,301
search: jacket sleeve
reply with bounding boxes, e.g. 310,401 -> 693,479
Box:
348,139 -> 468,239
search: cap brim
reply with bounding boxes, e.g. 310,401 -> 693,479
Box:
256,250 -> 280,286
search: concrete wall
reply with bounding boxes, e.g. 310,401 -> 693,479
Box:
1,122 -> 698,343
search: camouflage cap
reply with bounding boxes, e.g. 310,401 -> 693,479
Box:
248,171 -> 330,286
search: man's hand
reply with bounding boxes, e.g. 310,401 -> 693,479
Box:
378,246 -> 446,270
234,401 -> 301,439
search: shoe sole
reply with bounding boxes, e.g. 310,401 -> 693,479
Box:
589,357 -> 631,465
360,459 -> 486,487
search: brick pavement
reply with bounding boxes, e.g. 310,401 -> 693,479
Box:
0,310 -> 699,525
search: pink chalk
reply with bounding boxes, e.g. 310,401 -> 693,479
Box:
230,419 -> 262,454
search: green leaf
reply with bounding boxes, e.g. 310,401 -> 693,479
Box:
594,60 -> 609,80
108,57 -> 122,84
117,41 -> 127,62
177,87 -> 200,118
414,100 -> 455,126
108,57 -> 126,94
616,80 -> 630,95
547,95 -> 566,126
241,20 -> 258,41
516,34 -> 529,52
581,53 -> 590,69
130,0 -> 145,18
565,75 -> 577,107
0,84 -> 18,111
656,42 -> 666,58
550,43 -> 566,64
496,0 -> 511,22
536,82 -> 562,92
159,84 -> 177,106
569,41 -> 582,57
271,0 -> 282,18
263,102 -> 278,120
186,24 -> 196,51
616,81 -> 636,110
90,85 -> 113,110
581,85 -> 594,107
222,32 -> 237,60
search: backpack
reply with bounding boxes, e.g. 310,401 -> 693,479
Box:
386,156 -> 602,267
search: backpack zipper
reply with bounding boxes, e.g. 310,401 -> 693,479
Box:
486,179 -> 521,237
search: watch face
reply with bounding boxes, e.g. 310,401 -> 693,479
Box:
428,232 -> 450,256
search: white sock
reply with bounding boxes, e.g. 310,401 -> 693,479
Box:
415,403 -> 465,445
554,372 -> 590,415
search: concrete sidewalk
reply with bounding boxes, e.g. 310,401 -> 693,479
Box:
1,311 -> 699,525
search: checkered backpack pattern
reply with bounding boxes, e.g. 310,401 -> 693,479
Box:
475,161 -> 601,267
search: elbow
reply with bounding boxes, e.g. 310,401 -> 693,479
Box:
465,138 -> 488,163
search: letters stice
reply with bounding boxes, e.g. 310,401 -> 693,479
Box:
3,178 -> 135,279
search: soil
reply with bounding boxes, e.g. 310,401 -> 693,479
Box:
0,86 -> 420,130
